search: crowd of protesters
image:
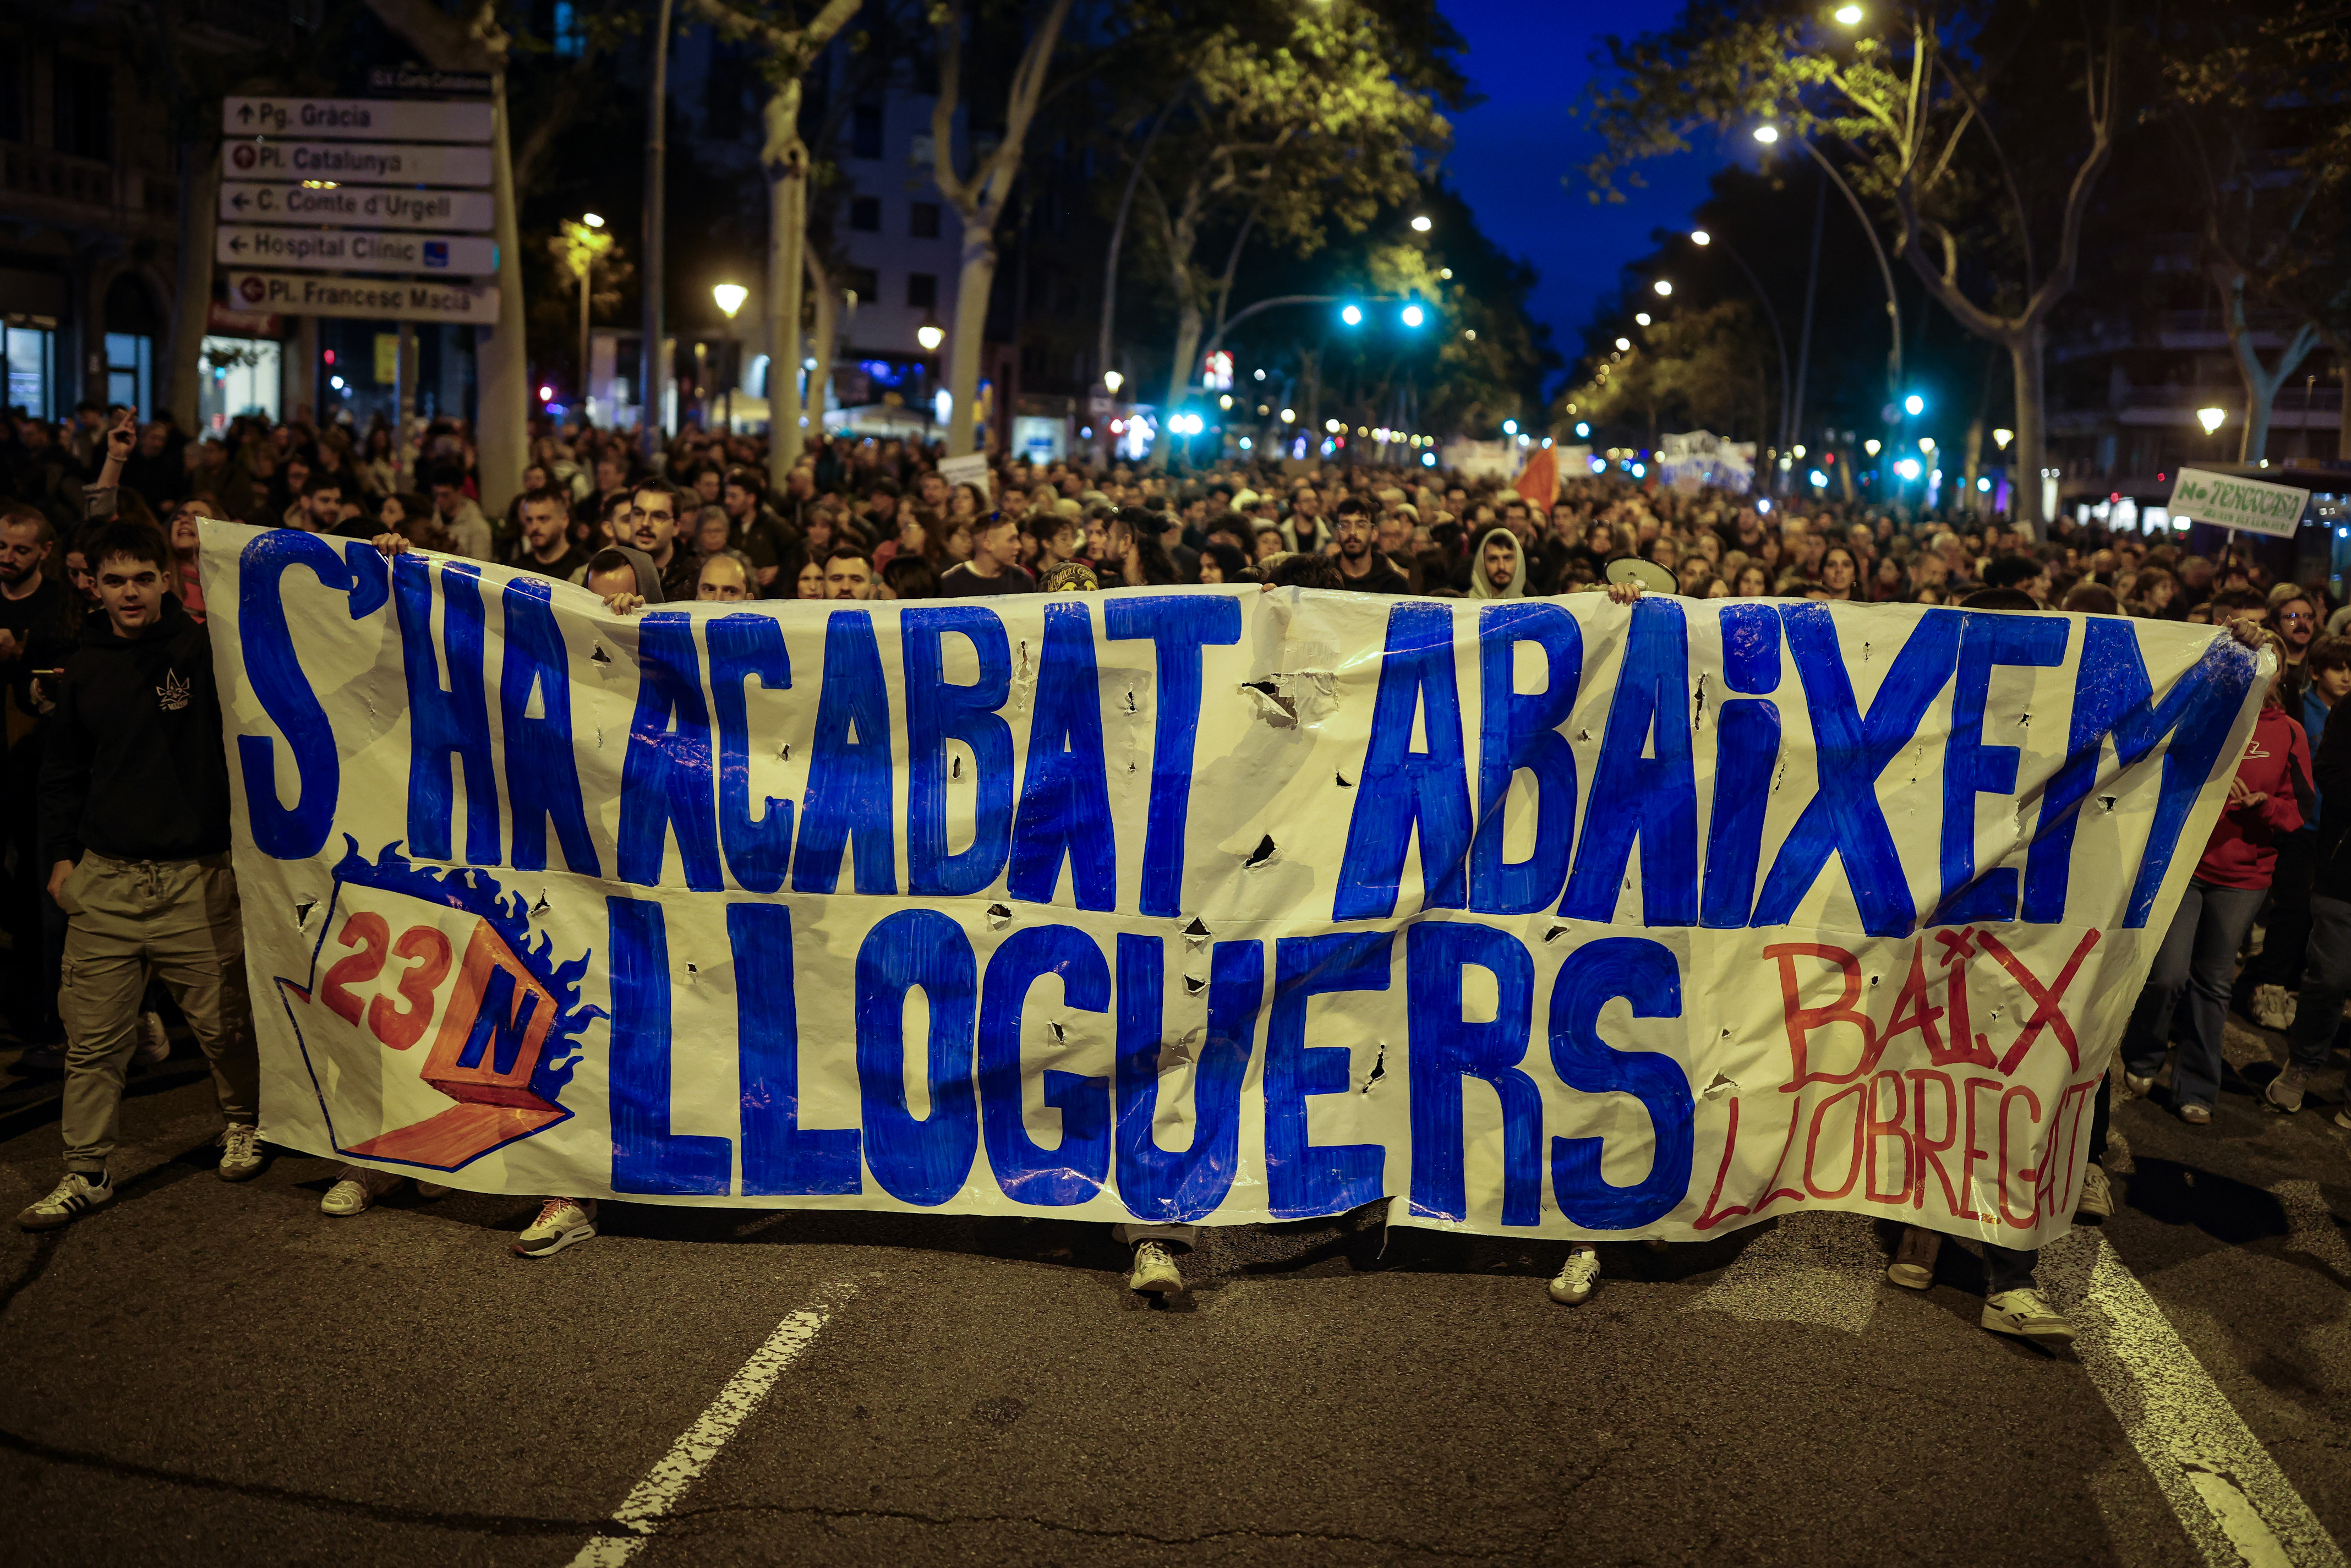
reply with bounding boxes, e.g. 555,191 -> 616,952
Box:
2,398 -> 2344,1343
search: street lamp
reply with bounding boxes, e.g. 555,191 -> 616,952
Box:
1690,229 -> 1711,246
583,212 -> 604,228
1752,125 -> 1780,145
1410,214 -> 1433,232
1614,337 -> 1631,351
1904,392 -> 1925,416
1503,419 -> 1518,435
1634,312 -> 1650,326
1280,407 -> 1295,423
557,215 -> 616,419
1652,279 -> 1673,297
2197,406 -> 2226,435
1340,303 -> 1364,326
1400,301 -> 1426,328
1103,369 -> 1124,396
1834,3 -> 1863,23
1993,428 -> 2014,450
916,314 -> 946,352
711,282 -> 747,433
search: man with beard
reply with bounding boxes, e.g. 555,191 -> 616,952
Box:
503,488 -> 592,582
1467,527 -> 1527,600
1332,495 -> 1408,594
2,503 -> 83,1059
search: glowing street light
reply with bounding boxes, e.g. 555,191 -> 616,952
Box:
1503,419 -> 1518,435
1902,392 -> 1925,416
1280,407 -> 1295,423
1652,278 -> 1674,297
2197,406 -> 2227,434
1614,337 -> 1631,351
1410,214 -> 1433,232
916,315 -> 945,352
1864,438 -> 1882,456
1993,427 -> 2014,449
1834,3 -> 1863,22
1918,436 -> 1936,453
1690,229 -> 1711,245
1400,302 -> 1426,327
1753,125 -> 1780,145
1340,303 -> 1364,326
582,212 -> 605,228
1103,369 -> 1124,395
1574,422 -> 1590,438
712,282 -> 748,319
1634,312 -> 1650,326
1325,418 -> 1344,434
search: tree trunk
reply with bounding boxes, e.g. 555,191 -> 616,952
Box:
943,229 -> 995,456
764,84 -> 807,485
807,247 -> 836,442
164,134 -> 219,432
476,68 -> 530,517
641,0 -> 675,455
2008,322 -> 2047,529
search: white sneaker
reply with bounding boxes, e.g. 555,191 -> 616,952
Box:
514,1197 -> 597,1258
134,1010 -> 170,1064
320,1165 -> 404,1217
2076,1165 -> 2114,1220
1983,1288 -> 2076,1344
1548,1247 -> 1601,1304
16,1171 -> 113,1231
1128,1240 -> 1185,1293
216,1124 -> 264,1182
2123,1071 -> 2156,1098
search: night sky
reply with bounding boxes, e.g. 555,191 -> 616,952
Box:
1441,0 -> 1717,370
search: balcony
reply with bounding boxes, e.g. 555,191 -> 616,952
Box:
1,143 -> 117,209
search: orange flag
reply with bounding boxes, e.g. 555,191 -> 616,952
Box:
1512,447 -> 1557,512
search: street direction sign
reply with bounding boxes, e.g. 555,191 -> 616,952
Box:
217,225 -> 497,275
220,182 -> 495,232
227,271 -> 501,325
222,96 -> 492,143
223,140 -> 493,187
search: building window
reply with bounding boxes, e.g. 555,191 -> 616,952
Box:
104,332 -> 152,419
844,266 -> 878,305
53,57 -> 112,161
551,0 -> 584,56
0,48 -> 24,141
906,273 -> 937,310
849,195 -> 880,232
910,202 -> 940,239
199,336 -> 282,432
4,324 -> 54,419
850,104 -> 882,160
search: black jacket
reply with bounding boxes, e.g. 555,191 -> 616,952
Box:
39,599 -> 231,866
2314,705 -> 2351,904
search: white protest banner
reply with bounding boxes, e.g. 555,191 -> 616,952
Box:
2167,468 -> 2310,539
227,272 -> 500,325
938,452 -> 993,502
203,523 -> 2262,1245
221,182 -> 497,233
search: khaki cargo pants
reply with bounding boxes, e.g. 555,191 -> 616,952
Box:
56,851 -> 256,1173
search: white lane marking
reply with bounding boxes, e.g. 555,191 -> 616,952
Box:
1680,1210 -> 1882,1334
568,1283 -> 857,1567
2039,1232 -> 2346,1568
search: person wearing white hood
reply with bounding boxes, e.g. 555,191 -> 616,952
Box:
1468,526 -> 1527,600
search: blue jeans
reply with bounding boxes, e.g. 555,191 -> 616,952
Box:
2286,893 -> 2351,1073
2120,879 -> 2266,1111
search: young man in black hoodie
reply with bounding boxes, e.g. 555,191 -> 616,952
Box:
18,418 -> 260,1230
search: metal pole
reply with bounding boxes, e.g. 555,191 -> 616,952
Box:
1795,136 -> 1902,491
1789,178 -> 1827,491
640,0 -> 674,458
578,264 -> 591,423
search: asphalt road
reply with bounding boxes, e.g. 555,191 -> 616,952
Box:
1,1018 -> 2344,1568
